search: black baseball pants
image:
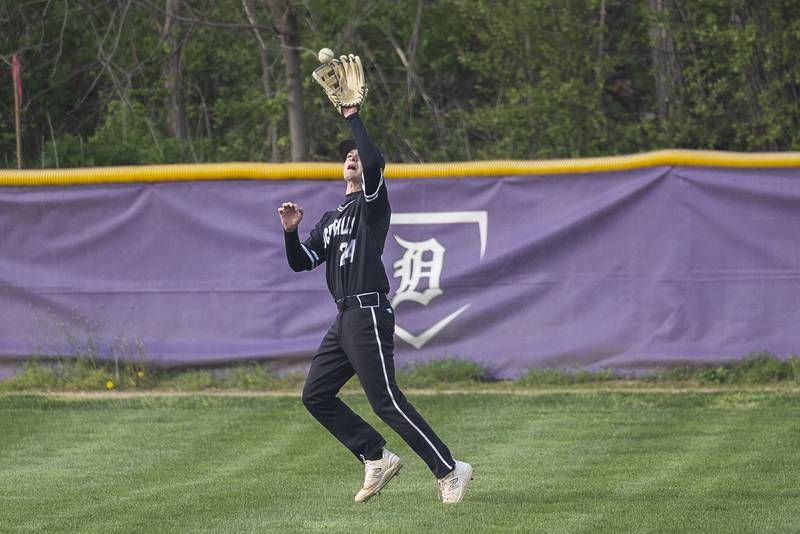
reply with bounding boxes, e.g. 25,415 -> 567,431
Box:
302,292 -> 455,479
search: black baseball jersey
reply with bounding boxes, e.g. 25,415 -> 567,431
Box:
284,113 -> 390,301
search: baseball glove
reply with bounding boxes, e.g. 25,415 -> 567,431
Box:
312,54 -> 368,115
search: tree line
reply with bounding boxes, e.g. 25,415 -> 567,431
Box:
1,0 -> 799,168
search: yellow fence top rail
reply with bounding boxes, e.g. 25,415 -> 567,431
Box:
1,149 -> 799,186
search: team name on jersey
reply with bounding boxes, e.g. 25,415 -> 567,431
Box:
323,216 -> 355,248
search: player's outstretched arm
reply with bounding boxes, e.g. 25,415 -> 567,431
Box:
343,107 -> 384,200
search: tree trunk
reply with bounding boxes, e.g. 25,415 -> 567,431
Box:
648,0 -> 682,122
269,0 -> 307,161
162,0 -> 188,140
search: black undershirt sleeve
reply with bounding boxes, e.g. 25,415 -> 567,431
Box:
345,113 -> 385,198
284,229 -> 312,272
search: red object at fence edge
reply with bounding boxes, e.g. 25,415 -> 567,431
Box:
12,54 -> 22,105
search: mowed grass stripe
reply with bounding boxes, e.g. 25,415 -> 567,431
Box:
0,393 -> 798,533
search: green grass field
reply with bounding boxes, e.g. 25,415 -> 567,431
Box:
1,389 -> 799,533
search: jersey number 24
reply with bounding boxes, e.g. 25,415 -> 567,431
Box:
339,239 -> 356,267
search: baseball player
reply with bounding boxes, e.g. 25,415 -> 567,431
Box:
278,54 -> 472,504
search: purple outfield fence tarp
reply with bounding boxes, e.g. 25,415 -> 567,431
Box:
1,166 -> 800,379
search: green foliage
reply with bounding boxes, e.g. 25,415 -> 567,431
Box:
218,362 -> 282,390
41,99 -> 188,167
158,363 -> 306,391
150,362 -> 306,391
3,352 -> 800,391
166,369 -> 217,391
694,352 -> 800,385
0,359 -> 60,391
648,354 -> 800,385
0,357 -> 138,392
517,367 -> 617,386
3,0 -> 799,168
396,357 -> 491,387
650,0 -> 800,150
518,352 -> 800,386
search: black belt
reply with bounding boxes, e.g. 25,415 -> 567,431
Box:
336,291 -> 390,311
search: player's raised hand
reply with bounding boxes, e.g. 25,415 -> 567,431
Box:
278,202 -> 304,231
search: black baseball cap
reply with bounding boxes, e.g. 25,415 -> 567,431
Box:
337,139 -> 357,160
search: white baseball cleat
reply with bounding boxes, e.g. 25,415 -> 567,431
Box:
354,449 -> 403,503
437,460 -> 473,503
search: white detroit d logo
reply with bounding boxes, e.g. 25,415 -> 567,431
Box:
392,236 -> 445,307
389,211 -> 488,349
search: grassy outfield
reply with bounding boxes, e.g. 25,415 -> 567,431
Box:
1,390 -> 799,533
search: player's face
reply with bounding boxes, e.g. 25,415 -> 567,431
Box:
343,149 -> 362,182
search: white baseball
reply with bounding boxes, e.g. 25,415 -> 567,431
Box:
318,48 -> 334,63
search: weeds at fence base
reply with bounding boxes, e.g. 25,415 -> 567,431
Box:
1,351 -> 798,392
